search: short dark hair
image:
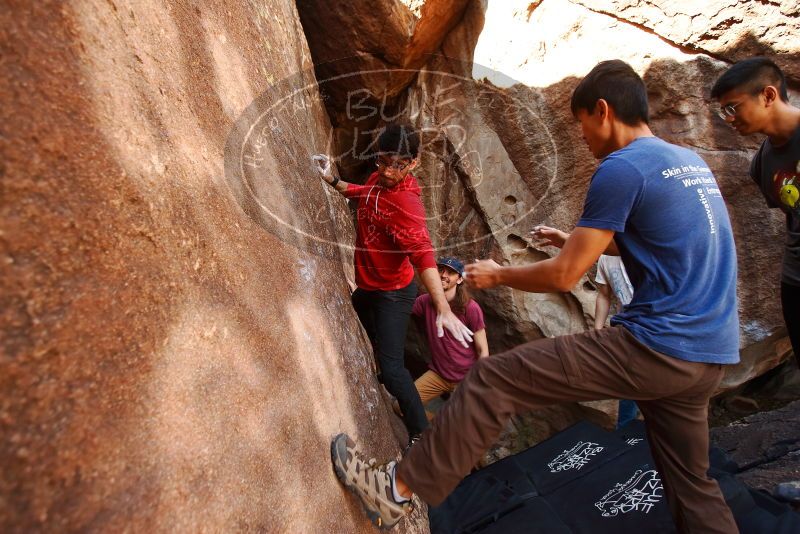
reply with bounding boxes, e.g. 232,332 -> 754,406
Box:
570,60 -> 649,126
711,57 -> 789,103
376,123 -> 420,159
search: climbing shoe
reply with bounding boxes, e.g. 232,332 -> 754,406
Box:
331,433 -> 411,529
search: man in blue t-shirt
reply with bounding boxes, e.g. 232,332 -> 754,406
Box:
330,61 -> 739,533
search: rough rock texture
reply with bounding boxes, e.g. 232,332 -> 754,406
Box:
0,1 -> 426,532
571,0 -> 800,84
297,0 -> 800,444
297,0 -> 470,99
296,0 -> 472,179
711,400 -> 800,496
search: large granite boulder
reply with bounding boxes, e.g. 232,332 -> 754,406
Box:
4,1 -> 799,529
0,1 -> 427,532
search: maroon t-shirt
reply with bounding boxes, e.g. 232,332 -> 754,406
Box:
412,293 -> 486,382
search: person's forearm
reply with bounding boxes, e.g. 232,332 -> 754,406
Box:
469,227 -> 613,294
419,267 -> 451,313
496,257 -> 577,293
323,176 -> 351,194
594,294 -> 610,329
336,179 -> 352,193
473,329 -> 489,358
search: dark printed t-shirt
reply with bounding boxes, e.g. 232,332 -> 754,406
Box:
577,137 -> 740,364
749,125 -> 800,287
412,293 -> 486,382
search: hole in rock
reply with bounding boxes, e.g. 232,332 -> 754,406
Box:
507,234 -> 528,251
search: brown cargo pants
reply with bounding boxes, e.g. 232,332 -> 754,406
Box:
397,325 -> 739,534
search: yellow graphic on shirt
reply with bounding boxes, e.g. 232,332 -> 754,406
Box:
782,182 -> 799,209
774,160 -> 800,214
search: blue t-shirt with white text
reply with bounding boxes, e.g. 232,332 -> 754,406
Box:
578,137 -> 739,364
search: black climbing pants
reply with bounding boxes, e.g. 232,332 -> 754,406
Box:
781,281 -> 800,369
352,280 -> 428,437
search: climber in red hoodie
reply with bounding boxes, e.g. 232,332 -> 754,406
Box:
315,123 -> 473,444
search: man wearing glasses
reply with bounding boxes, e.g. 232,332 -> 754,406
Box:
712,58 -> 800,369
315,123 -> 473,444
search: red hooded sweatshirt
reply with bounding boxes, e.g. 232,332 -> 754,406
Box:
342,171 -> 436,291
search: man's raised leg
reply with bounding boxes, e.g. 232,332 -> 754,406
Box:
396,332 -> 621,505
333,326 -> 737,531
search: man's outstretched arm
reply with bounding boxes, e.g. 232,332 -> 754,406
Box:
531,225 -> 620,256
467,227 -> 615,293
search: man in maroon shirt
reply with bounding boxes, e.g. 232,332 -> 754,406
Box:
316,124 -> 473,442
412,257 -> 489,420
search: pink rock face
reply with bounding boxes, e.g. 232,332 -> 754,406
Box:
0,1 -> 427,532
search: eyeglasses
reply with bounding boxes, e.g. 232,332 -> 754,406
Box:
375,158 -> 412,171
717,101 -> 742,120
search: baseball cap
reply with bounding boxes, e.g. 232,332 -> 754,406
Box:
436,257 -> 465,276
